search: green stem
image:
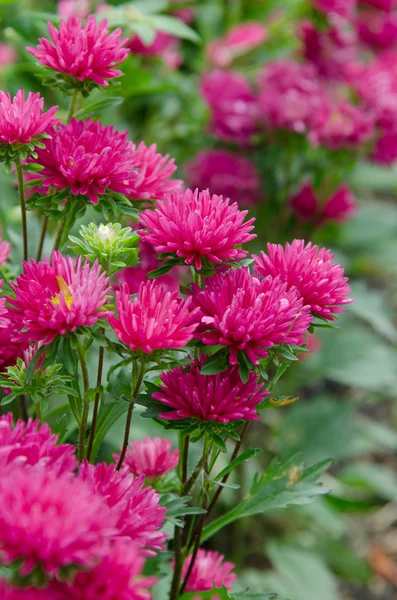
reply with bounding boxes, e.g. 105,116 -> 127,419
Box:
77,342 -> 90,463
182,456 -> 203,496
18,396 -> 28,422
36,215 -> 49,262
66,90 -> 79,123
181,435 -> 190,486
86,343 -> 105,462
15,158 -> 28,261
170,525 -> 183,600
53,197 -> 76,251
35,401 -> 42,422
116,360 -> 146,470
53,218 -> 66,251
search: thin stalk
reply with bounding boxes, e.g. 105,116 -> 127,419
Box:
182,456 -> 203,496
86,344 -> 105,461
53,218 -> 66,251
206,422 -> 250,518
15,158 -> 28,261
35,401 -> 42,422
36,215 -> 49,262
116,361 -> 146,470
18,396 -> 28,422
182,435 -> 190,486
77,342 -> 90,463
170,525 -> 183,600
66,90 -> 79,123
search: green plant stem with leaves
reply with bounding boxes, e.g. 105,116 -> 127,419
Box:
86,343 -> 105,462
116,360 -> 146,470
14,157 -> 28,262
67,90 -> 80,124
77,341 -> 90,463
36,215 -> 48,262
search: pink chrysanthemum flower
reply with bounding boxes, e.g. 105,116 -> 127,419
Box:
0,280 -> 9,328
0,581 -> 63,600
27,15 -> 129,88
0,90 -> 58,147
358,9 -> 397,49
53,540 -> 156,600
128,32 -> 183,70
154,358 -> 268,423
314,0 -> 356,19
186,150 -> 261,206
290,183 -> 318,221
253,240 -> 354,320
372,129 -> 397,165
0,413 -> 76,474
57,0 -> 90,18
128,142 -> 182,200
8,251 -> 111,345
119,436 -> 179,478
182,549 -> 237,593
139,188 -> 256,270
201,70 -> 259,144
0,466 -> 115,576
190,268 -> 312,365
0,238 -> 11,266
206,22 -> 267,68
321,185 -> 357,223
109,280 -> 198,354
0,313 -> 26,370
79,462 -> 167,554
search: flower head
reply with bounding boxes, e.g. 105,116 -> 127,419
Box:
201,70 -> 259,144
0,43 -> 17,68
154,358 -> 267,423
8,251 -> 111,345
290,183 -> 318,221
372,129 -> 397,165
206,22 -> 267,68
0,280 -> 9,328
186,150 -> 261,206
0,465 -> 115,576
182,549 -> 237,593
139,188 -> 256,270
79,462 -> 167,554
128,32 -> 182,70
27,15 -> 129,92
53,540 -> 156,600
0,90 -> 58,162
128,141 -> 182,200
190,268 -> 312,365
313,0 -> 356,19
0,581 -> 63,600
321,185 -> 357,223
0,413 -> 76,474
120,436 -> 179,478
0,313 -> 26,370
358,9 -> 397,49
253,240 -> 354,320
109,280 -> 198,354
0,238 -> 11,266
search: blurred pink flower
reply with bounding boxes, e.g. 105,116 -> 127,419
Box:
139,188 -> 256,270
290,183 -> 318,221
360,0 -> 397,10
0,582 -> 63,600
321,185 -> 357,222
0,465 -> 114,576
0,413 -> 76,474
0,43 -> 17,68
201,70 -> 259,144
0,238 -> 10,266
155,357 -> 268,423
8,251 -> 111,345
57,0 -> 90,18
207,22 -> 267,68
254,240 -> 354,320
182,549 -> 237,592
128,32 -> 182,70
27,16 -> 129,87
314,0 -> 357,19
0,312 -> 27,370
109,280 -> 198,354
186,149 -> 261,206
372,128 -> 397,163
358,9 -> 397,48
79,462 -> 167,554
309,100 -> 375,149
0,90 -> 58,145
0,280 -> 9,328
121,436 -> 179,478
190,268 -> 312,365
298,332 -> 322,360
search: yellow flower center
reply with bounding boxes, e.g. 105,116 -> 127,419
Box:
50,276 -> 73,309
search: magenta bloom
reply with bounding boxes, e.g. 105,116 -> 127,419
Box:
309,100 -> 375,150
109,280 -> 198,354
128,141 -> 182,201
27,15 -> 129,88
253,240 -> 354,320
314,0 -> 356,19
0,280 -> 8,328
79,462 -> 167,554
201,70 -> 259,144
321,185 -> 357,223
182,549 -> 237,593
0,313 -> 26,370
8,251 -> 110,345
53,540 -> 156,600
0,43 -> 17,68
139,188 -> 256,270
120,436 -> 179,478
290,183 -> 318,221
190,268 -> 312,365
57,0 -> 90,18
0,238 -> 10,266
0,582 -> 63,600
360,0 -> 397,8
154,358 -> 268,423
0,466 -> 114,576
186,149 -> 261,206
372,128 -> 397,164
206,22 -> 267,68
0,90 -> 58,146
358,9 -> 397,49
128,32 -> 182,70
258,60 -> 329,134
0,413 -> 76,474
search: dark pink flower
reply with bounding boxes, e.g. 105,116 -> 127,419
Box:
79,462 -> 167,554
109,281 -> 198,354
0,413 -> 76,474
0,465 -> 115,576
186,149 -> 261,206
0,313 -> 27,370
154,358 -> 268,423
321,185 -> 357,222
358,9 -> 397,48
314,0 -> 357,19
120,436 -> 179,478
139,188 -> 256,270
0,90 -> 58,146
0,581 -> 63,600
201,70 -> 259,144
182,549 -> 237,593
57,0 -> 90,18
0,280 -> 8,328
290,183 -> 318,221
53,540 -> 156,600
253,240 -> 354,320
258,60 -> 329,134
8,251 -> 111,345
0,43 -> 17,68
206,22 -> 267,68
372,128 -> 397,163
190,268 -> 312,365
128,32 -> 182,70
128,141 -> 182,200
309,100 -> 375,149
27,15 -> 129,87
360,0 -> 397,10
0,238 -> 10,266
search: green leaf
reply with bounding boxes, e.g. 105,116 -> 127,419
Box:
147,260 -> 179,279
25,345 -> 46,385
349,281 -> 397,344
89,400 -> 129,460
75,96 -> 124,119
21,163 -> 44,173
149,14 -> 200,43
200,351 -> 229,375
202,455 -> 332,541
215,448 -> 263,482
